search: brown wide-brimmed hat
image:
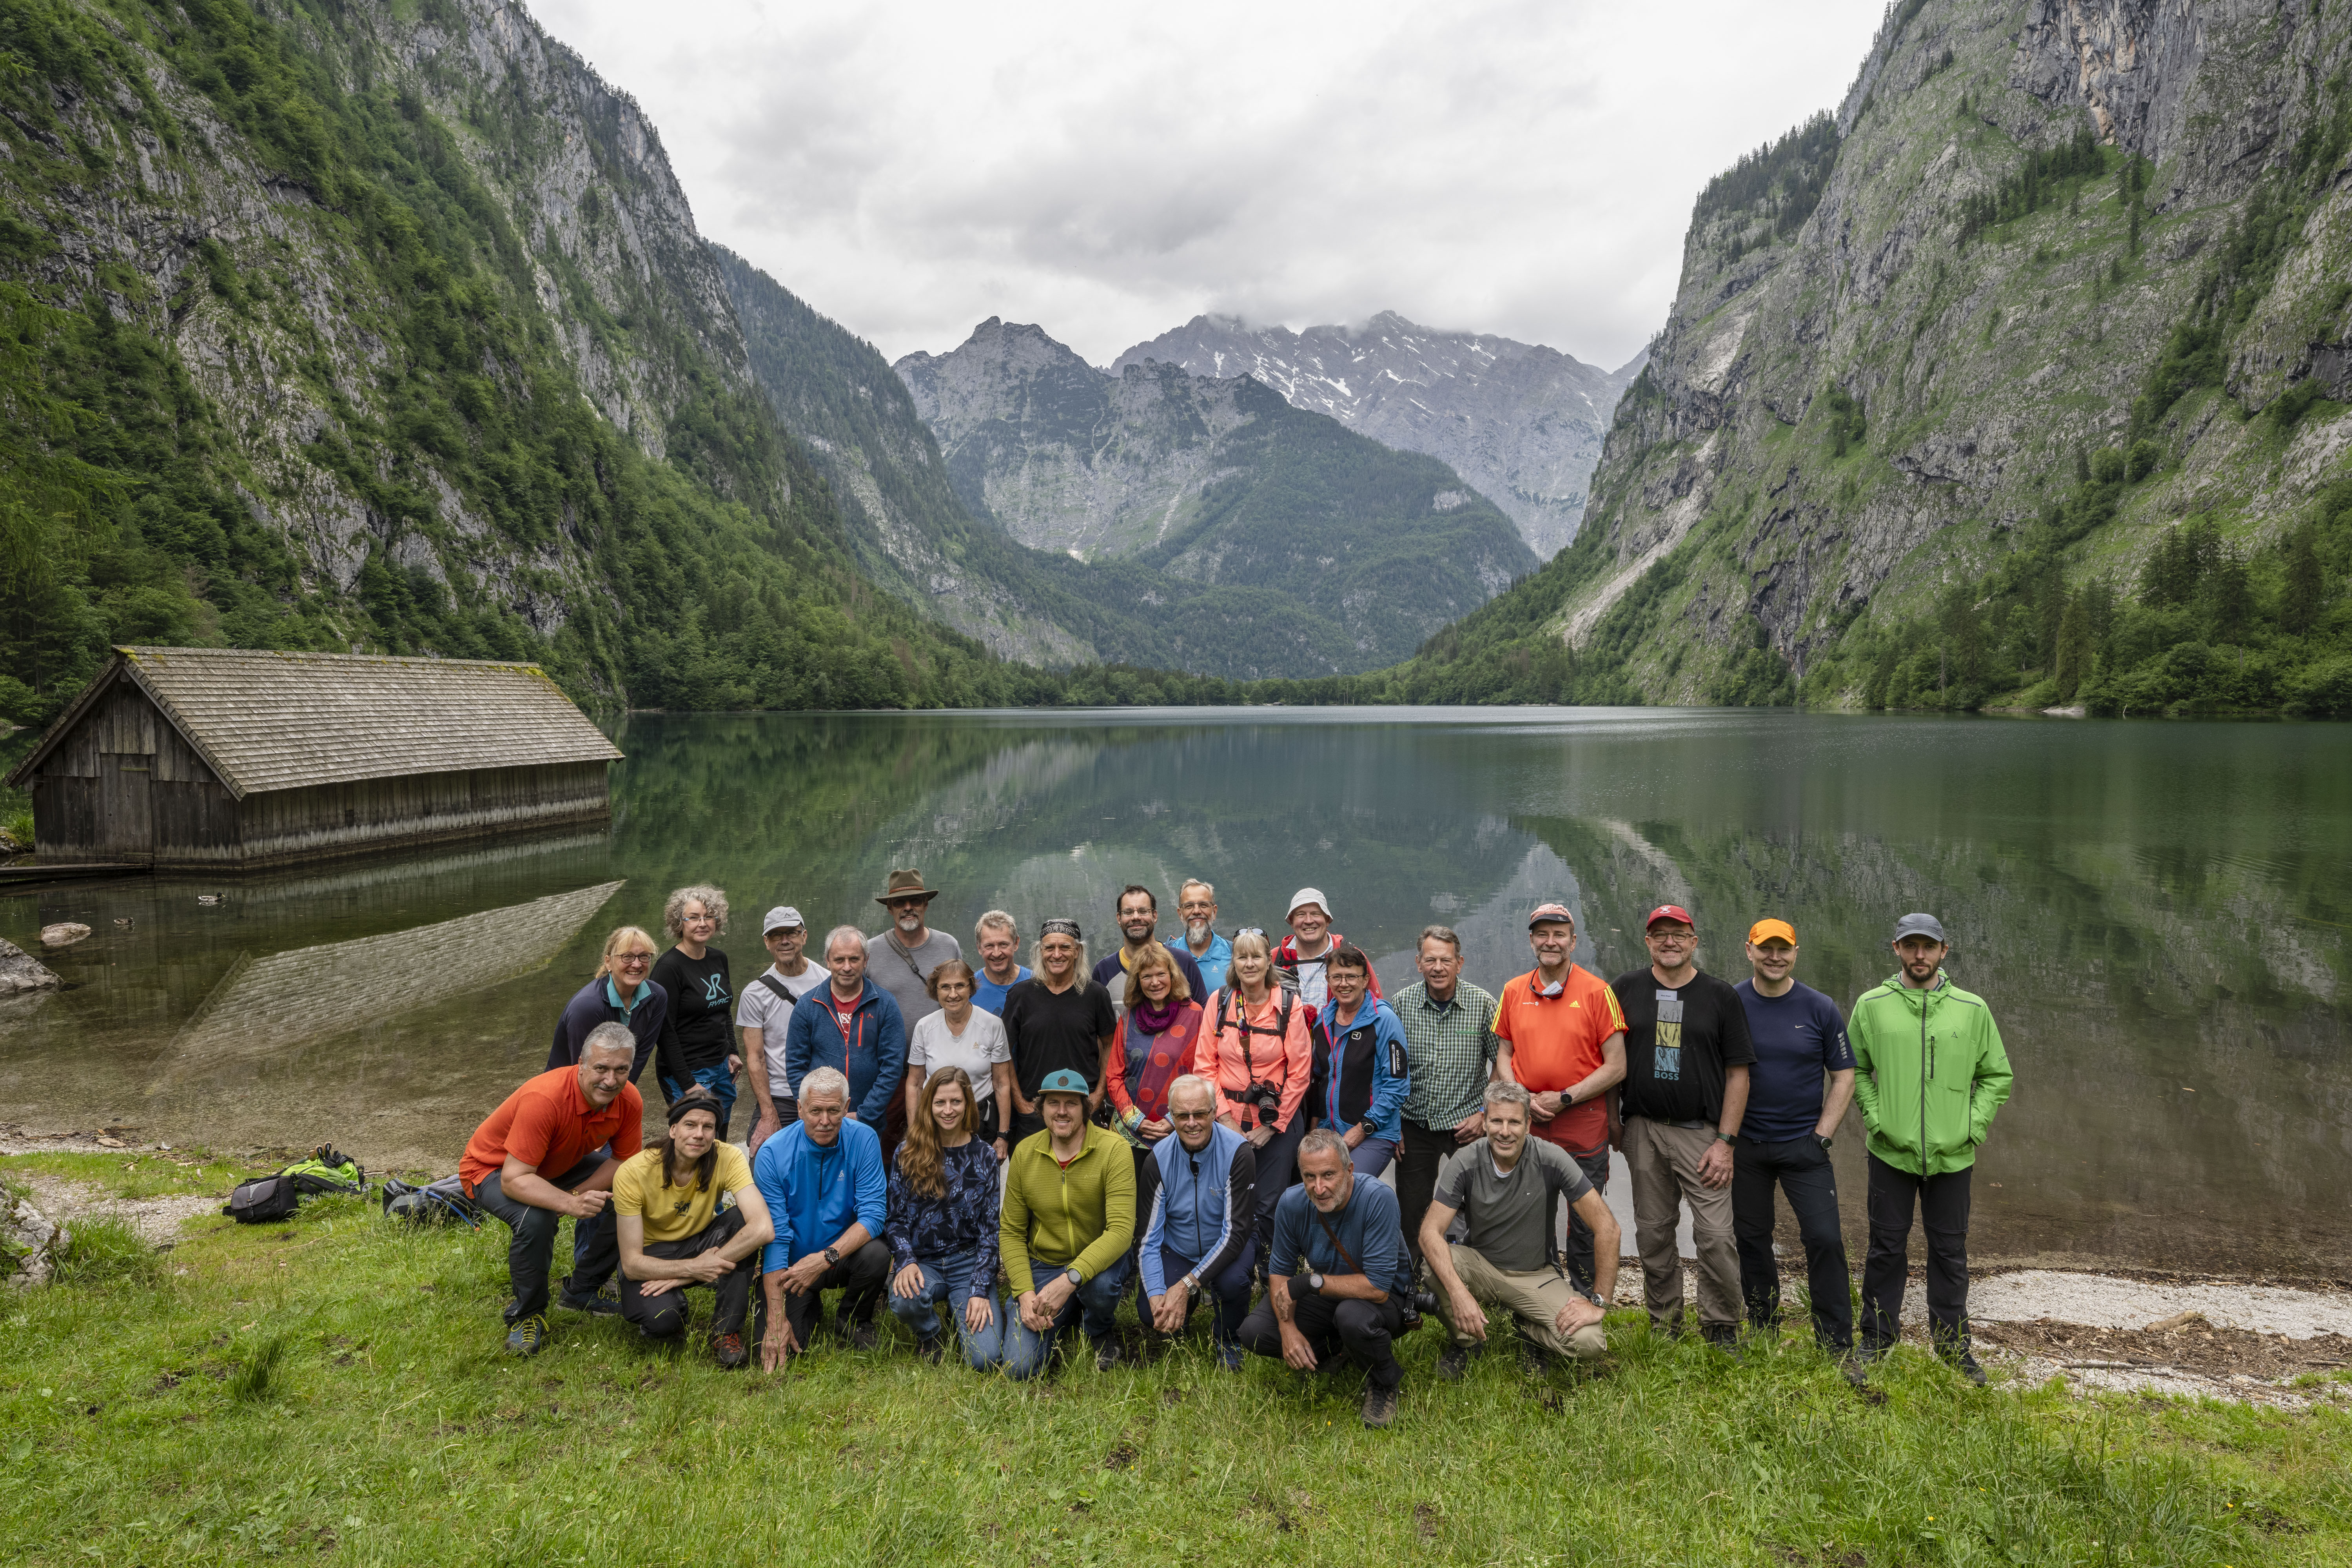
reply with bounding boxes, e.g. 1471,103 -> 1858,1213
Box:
874,867 -> 941,906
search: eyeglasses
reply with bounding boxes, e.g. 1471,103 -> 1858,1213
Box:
613,953 -> 655,965
1169,1111 -> 1214,1123
887,897 -> 929,910
1646,930 -> 1695,945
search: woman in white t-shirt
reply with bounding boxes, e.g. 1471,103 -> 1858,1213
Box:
904,960 -> 1015,1162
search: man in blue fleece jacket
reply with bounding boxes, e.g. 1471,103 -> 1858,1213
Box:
753,1067 -> 889,1367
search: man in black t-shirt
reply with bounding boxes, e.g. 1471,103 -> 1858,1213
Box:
1000,919 -> 1119,1144
1609,905 -> 1754,1345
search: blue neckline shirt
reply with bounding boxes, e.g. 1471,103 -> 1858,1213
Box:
1732,978 -> 1856,1141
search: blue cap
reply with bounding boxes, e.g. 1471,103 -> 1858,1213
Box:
1036,1069 -> 1091,1099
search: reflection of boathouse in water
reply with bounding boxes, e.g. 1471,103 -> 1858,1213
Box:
4,646 -> 622,868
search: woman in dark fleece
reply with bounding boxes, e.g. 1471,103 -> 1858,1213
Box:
884,1066 -> 1004,1368
652,885 -> 739,1135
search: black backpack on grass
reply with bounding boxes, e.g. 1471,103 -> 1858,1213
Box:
222,1145 -> 365,1224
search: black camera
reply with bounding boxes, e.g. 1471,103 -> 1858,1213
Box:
1397,1287 -> 1440,1332
1241,1080 -> 1283,1129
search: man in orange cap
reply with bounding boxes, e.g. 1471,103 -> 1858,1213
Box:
1608,905 -> 1754,1346
1732,918 -> 1858,1361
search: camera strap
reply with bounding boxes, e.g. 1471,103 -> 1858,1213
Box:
1312,1206 -> 1361,1276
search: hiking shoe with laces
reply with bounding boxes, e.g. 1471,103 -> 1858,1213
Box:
556,1278 -> 621,1316
1436,1342 -> 1472,1381
713,1332 -> 748,1369
505,1314 -> 550,1356
1093,1338 -> 1125,1372
1361,1383 -> 1400,1429
1218,1342 -> 1246,1372
915,1334 -> 946,1365
842,1318 -> 880,1352
1952,1352 -> 1987,1387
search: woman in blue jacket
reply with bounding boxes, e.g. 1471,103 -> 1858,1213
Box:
1314,946 -> 1410,1178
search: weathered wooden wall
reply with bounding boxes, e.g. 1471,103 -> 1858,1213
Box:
24,674 -> 609,868
237,762 -> 611,866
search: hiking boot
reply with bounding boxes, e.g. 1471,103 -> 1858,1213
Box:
1838,1354 -> 1871,1391
842,1318 -> 880,1352
504,1314 -> 550,1356
915,1334 -> 946,1365
1093,1337 -> 1125,1372
1950,1352 -> 1987,1387
556,1279 -> 620,1317
712,1332 -> 748,1369
1436,1342 -> 1473,1381
1217,1342 -> 1246,1372
1699,1323 -> 1739,1351
1519,1338 -> 1554,1376
1361,1383 -> 1400,1429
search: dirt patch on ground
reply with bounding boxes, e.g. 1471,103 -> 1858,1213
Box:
10,1171 -> 219,1249
1977,1318 -> 2352,1382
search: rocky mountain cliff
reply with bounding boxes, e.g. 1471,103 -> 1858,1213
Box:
0,0 -> 1118,715
894,318 -> 1538,671
1392,0 -> 2352,713
1112,311 -> 1643,559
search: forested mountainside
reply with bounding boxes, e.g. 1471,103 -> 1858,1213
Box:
895,318 -> 1539,673
1390,0 -> 2352,714
1112,312 -> 1642,559
0,0 -> 1213,720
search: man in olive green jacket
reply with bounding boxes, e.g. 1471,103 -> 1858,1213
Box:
1849,913 -> 2013,1383
998,1069 -> 1135,1378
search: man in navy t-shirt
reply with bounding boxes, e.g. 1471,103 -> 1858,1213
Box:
1732,918 -> 1858,1357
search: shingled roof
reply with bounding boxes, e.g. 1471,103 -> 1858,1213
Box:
5,647 -> 624,798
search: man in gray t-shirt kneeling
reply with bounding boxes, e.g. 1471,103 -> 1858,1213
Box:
1420,1080 -> 1621,1376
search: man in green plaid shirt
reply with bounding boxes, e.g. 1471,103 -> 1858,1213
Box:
1389,924 -> 1502,1266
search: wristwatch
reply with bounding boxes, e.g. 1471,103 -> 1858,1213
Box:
1714,1132 -> 1735,1146
1814,1133 -> 1833,1151
1307,1271 -> 1326,1294
822,1245 -> 840,1265
1064,1267 -> 1084,1290
1357,1120 -> 1378,1140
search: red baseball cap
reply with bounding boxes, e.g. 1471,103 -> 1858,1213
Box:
1645,905 -> 1695,929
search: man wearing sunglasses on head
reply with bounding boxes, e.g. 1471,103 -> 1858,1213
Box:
1136,1074 -> 1259,1368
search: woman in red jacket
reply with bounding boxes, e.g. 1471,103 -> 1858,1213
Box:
1195,930 -> 1315,1262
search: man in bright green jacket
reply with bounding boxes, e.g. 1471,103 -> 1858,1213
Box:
998,1069 -> 1135,1378
1849,912 -> 2013,1383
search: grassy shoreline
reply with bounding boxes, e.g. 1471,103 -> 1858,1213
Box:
6,1150 -> 2349,1565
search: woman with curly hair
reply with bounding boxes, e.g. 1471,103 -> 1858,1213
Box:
651,886 -> 741,1135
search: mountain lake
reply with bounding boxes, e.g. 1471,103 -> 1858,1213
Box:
3,706 -> 2346,1277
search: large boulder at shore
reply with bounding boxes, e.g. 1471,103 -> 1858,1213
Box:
0,938 -> 63,993
2,1188 -> 66,1288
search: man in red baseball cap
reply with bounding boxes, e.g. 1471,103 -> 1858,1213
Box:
1606,905 -> 1755,1346
1490,902 -> 1626,1307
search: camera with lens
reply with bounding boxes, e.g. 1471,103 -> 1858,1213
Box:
1240,1080 -> 1283,1129
1397,1286 -> 1440,1331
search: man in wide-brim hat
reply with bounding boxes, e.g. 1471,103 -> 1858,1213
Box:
864,868 -> 963,1165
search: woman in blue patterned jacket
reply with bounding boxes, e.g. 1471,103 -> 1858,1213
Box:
884,1065 -> 1005,1367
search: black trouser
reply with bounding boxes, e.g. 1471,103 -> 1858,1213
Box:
1554,1144 -> 1613,1294
1861,1152 -> 1972,1354
755,1237 -> 891,1350
472,1154 -> 619,1323
1396,1119 -> 1458,1265
1247,1116 -> 1307,1264
1732,1134 -> 1853,1349
1238,1283 -> 1405,1390
618,1207 -> 755,1342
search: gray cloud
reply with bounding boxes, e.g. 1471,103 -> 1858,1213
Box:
536,0 -> 1883,367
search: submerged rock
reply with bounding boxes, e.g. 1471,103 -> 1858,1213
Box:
38,922 -> 91,949
0,938 -> 63,993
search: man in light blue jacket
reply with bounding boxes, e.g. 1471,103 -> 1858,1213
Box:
753,1067 -> 889,1367
1138,1076 -> 1260,1368
1316,947 -> 1411,1178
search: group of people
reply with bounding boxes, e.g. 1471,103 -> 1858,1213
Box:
457,869 -> 2015,1427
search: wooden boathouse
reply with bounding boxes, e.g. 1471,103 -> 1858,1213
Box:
3,647 -> 624,869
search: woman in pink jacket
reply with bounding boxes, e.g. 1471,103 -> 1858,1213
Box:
1194,930 -> 1316,1262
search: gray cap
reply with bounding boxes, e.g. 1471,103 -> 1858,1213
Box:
1891,912 -> 1947,944
762,905 -> 806,934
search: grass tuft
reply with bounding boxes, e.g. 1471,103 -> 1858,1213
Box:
51,1217 -> 159,1289
230,1330 -> 291,1403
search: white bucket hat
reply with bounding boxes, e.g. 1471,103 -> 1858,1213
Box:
1286,887 -> 1332,920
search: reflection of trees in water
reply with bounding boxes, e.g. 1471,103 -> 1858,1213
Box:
1514,811 -> 2352,1270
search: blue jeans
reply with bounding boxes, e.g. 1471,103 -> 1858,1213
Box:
1001,1256 -> 1131,1380
662,1062 -> 739,1136
886,1248 -> 1006,1370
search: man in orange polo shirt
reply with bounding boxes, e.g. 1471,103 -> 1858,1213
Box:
462,1023 -> 647,1356
1491,902 -> 1626,1299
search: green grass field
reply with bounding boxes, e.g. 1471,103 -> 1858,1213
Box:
5,1151 -> 2348,1565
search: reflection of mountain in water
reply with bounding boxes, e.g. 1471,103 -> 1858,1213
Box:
154,880 -> 625,1084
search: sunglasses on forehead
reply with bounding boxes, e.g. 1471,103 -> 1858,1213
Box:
1040,918 -> 1082,939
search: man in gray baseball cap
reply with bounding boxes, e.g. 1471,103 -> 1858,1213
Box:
740,905 -> 823,1154
1846,911 -> 2014,1385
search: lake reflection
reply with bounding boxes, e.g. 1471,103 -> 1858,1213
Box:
3,708 -> 2346,1274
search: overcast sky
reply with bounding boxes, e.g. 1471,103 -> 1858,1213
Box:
534,0 -> 1886,370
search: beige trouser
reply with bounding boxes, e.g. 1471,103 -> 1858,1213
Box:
1438,1245 -> 1608,1360
1621,1116 -> 1740,1333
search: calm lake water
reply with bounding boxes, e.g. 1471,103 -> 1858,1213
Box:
4,707 -> 2347,1275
